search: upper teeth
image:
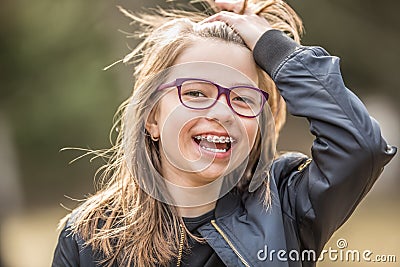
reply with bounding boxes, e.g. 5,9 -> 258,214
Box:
194,135 -> 234,143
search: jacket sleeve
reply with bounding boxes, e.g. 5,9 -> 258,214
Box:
52,221 -> 102,267
52,226 -> 81,267
253,30 -> 397,254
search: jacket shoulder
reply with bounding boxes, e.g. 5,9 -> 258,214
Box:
271,152 -> 310,184
52,211 -> 100,267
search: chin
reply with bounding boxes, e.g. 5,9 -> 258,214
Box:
195,169 -> 226,183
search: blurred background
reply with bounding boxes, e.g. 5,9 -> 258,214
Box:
0,0 -> 398,266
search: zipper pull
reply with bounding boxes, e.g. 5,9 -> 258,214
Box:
177,223 -> 185,267
298,158 -> 312,171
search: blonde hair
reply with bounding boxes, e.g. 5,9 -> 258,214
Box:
64,1 -> 303,266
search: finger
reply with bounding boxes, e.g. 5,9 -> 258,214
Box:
214,0 -> 245,14
199,11 -> 238,25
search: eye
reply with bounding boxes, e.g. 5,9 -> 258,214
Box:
232,96 -> 255,105
183,90 -> 207,98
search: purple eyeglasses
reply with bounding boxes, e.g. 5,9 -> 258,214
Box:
158,78 -> 269,118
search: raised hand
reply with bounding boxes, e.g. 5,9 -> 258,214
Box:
201,0 -> 272,50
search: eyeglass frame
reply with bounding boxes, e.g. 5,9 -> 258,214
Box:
157,78 -> 269,118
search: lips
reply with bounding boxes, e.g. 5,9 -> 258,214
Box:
192,133 -> 236,153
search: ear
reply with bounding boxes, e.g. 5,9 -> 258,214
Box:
145,107 -> 160,139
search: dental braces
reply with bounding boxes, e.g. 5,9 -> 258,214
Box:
194,135 -> 235,143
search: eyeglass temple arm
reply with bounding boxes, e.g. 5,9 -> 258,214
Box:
262,91 -> 269,101
158,80 -> 177,91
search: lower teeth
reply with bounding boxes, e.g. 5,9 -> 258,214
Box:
201,146 -> 227,153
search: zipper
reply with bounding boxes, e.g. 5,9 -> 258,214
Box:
210,219 -> 250,267
298,158 -> 312,171
176,223 -> 185,267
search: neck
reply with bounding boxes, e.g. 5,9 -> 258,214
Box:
163,173 -> 223,218
178,202 -> 216,218
160,158 -> 224,218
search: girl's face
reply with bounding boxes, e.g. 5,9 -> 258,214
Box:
146,39 -> 260,188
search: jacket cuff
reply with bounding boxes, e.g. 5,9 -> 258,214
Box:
253,29 -> 300,77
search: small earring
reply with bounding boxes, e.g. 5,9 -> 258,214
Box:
150,135 -> 159,142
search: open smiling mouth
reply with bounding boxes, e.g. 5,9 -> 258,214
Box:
193,135 -> 235,153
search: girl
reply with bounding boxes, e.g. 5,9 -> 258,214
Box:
52,0 -> 396,266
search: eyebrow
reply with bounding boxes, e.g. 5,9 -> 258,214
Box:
230,82 -> 258,87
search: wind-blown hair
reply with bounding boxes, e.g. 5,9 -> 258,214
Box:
63,1 -> 303,266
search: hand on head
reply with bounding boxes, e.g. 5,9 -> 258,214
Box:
201,0 -> 272,50
214,0 -> 247,14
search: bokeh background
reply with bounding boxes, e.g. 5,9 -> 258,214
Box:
0,0 -> 399,266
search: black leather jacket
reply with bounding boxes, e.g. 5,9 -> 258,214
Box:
52,30 -> 396,267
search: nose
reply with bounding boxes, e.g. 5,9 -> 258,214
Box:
205,94 -> 235,123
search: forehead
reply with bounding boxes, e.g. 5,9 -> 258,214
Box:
170,39 -> 259,87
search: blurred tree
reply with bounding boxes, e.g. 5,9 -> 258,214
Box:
0,0 -> 131,206
288,0 -> 400,99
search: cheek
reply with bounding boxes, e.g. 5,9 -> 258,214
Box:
157,97 -> 209,171
157,93 -> 183,129
242,119 -> 259,148
157,96 -> 196,137
156,96 -> 201,165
